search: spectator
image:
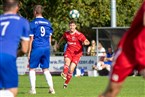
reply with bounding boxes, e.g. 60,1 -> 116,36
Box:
92,47 -> 114,75
97,42 -> 106,57
103,47 -> 114,65
87,40 -> 97,56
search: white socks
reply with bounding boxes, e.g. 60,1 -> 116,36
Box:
0,90 -> 14,97
29,70 -> 36,90
29,70 -> 54,92
44,70 -> 54,89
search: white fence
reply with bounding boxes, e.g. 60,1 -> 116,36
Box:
16,56 -> 97,75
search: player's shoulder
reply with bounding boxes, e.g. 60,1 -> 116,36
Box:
18,15 -> 29,24
75,30 -> 83,36
30,17 -> 51,25
43,18 -> 51,22
76,30 -> 81,34
62,31 -> 70,37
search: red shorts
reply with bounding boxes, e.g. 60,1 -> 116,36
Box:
64,50 -> 82,65
110,48 -> 145,83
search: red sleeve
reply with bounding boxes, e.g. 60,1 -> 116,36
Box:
78,33 -> 87,42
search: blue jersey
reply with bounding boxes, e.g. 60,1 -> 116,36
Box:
30,17 -> 53,48
0,14 -> 30,57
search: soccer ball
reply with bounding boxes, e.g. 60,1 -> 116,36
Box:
69,9 -> 80,19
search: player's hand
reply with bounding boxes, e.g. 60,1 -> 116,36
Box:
83,39 -> 90,46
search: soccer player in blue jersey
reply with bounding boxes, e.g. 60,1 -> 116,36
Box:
0,0 -> 30,97
28,5 -> 55,94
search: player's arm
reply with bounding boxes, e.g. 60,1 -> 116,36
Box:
83,39 -> 90,46
27,36 -> 34,59
57,36 -> 64,48
144,12 -> 145,26
17,39 -> 29,57
79,33 -> 90,46
17,19 -> 30,57
49,35 -> 52,46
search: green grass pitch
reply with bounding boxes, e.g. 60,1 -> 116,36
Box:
17,75 -> 145,97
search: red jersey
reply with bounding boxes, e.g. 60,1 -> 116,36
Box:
63,30 -> 86,55
118,1 -> 145,65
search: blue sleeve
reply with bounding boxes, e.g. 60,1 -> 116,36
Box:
21,18 -> 30,40
29,22 -> 33,36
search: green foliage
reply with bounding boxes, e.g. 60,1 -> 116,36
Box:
116,0 -> 143,26
0,1 -> 3,14
1,0 -> 142,50
18,0 -> 143,39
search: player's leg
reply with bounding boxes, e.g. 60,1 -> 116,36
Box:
61,52 -> 72,80
63,54 -> 81,88
43,69 -> 55,94
41,47 -> 55,94
29,69 -> 36,94
0,89 -> 15,97
100,81 -> 123,97
99,49 -> 134,97
29,49 -> 41,94
64,62 -> 76,88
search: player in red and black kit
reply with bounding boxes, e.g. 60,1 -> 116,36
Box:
99,1 -> 145,97
57,20 -> 90,88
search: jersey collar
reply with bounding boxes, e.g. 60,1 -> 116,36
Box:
70,30 -> 77,35
36,16 -> 44,18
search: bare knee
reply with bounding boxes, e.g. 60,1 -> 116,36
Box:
64,58 -> 71,65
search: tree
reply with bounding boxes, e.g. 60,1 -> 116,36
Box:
2,0 -> 142,51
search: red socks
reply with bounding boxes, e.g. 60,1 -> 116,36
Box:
65,72 -> 73,84
63,64 -> 69,74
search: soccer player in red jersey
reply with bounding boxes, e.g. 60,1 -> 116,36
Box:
57,20 -> 90,88
99,1 -> 145,97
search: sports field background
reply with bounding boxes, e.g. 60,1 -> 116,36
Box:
17,75 -> 145,97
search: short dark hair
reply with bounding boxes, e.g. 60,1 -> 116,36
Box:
69,20 -> 76,24
33,5 -> 43,14
2,0 -> 19,11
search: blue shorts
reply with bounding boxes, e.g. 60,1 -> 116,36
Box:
29,47 -> 50,69
0,53 -> 18,89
